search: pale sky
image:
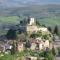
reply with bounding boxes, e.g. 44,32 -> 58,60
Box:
0,0 -> 60,8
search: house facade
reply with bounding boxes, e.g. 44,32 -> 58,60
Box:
17,42 -> 24,52
30,38 -> 50,51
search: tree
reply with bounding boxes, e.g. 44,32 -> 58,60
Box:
30,33 -> 37,38
25,40 -> 31,48
42,34 -> 49,40
11,41 -> 16,55
42,24 -> 46,27
20,21 -> 23,25
6,29 -> 17,40
44,51 -> 54,60
48,26 -> 52,33
36,20 -> 41,26
54,25 -> 58,35
30,32 -> 42,38
52,47 -> 56,56
57,47 -> 60,55
18,33 -> 26,42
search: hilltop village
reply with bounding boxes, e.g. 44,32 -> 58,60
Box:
17,17 -> 53,51
0,17 -> 59,60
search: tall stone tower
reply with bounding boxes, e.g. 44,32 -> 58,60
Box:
27,17 -> 35,25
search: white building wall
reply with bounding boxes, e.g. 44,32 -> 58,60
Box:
38,27 -> 48,32
29,18 -> 35,25
18,43 -> 24,52
44,40 -> 49,48
30,43 -> 36,50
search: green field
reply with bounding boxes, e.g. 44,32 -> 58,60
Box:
0,16 -> 60,26
0,16 -> 19,35
38,17 -> 60,27
0,16 -> 19,25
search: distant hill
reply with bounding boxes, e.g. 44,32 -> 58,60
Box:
0,4 -> 60,17
0,4 -> 60,25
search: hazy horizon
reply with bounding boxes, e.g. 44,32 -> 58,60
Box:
0,0 -> 60,8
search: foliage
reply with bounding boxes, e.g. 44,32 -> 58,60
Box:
42,24 -> 46,27
42,34 -> 49,40
36,20 -> 41,26
0,50 -> 55,60
54,25 -> 59,35
47,26 -> 52,33
11,42 -> 16,55
57,47 -> 60,55
18,33 -> 26,42
25,40 -> 31,48
0,54 -> 14,60
39,51 -> 45,57
52,47 -> 56,56
44,51 -> 54,60
30,31 -> 42,38
6,29 -> 17,40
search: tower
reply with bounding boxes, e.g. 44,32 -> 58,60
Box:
29,18 -> 35,25
27,17 -> 35,25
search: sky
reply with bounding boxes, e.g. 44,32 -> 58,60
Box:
0,0 -> 60,8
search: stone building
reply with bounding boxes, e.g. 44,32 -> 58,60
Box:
30,38 -> 50,51
26,17 -> 51,35
17,42 -> 24,52
30,42 -> 36,50
28,18 -> 35,25
19,17 -> 51,36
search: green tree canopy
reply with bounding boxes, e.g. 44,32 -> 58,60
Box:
54,25 -> 59,35
6,29 -> 17,40
48,26 -> 52,33
25,40 -> 31,48
44,51 -> 54,60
